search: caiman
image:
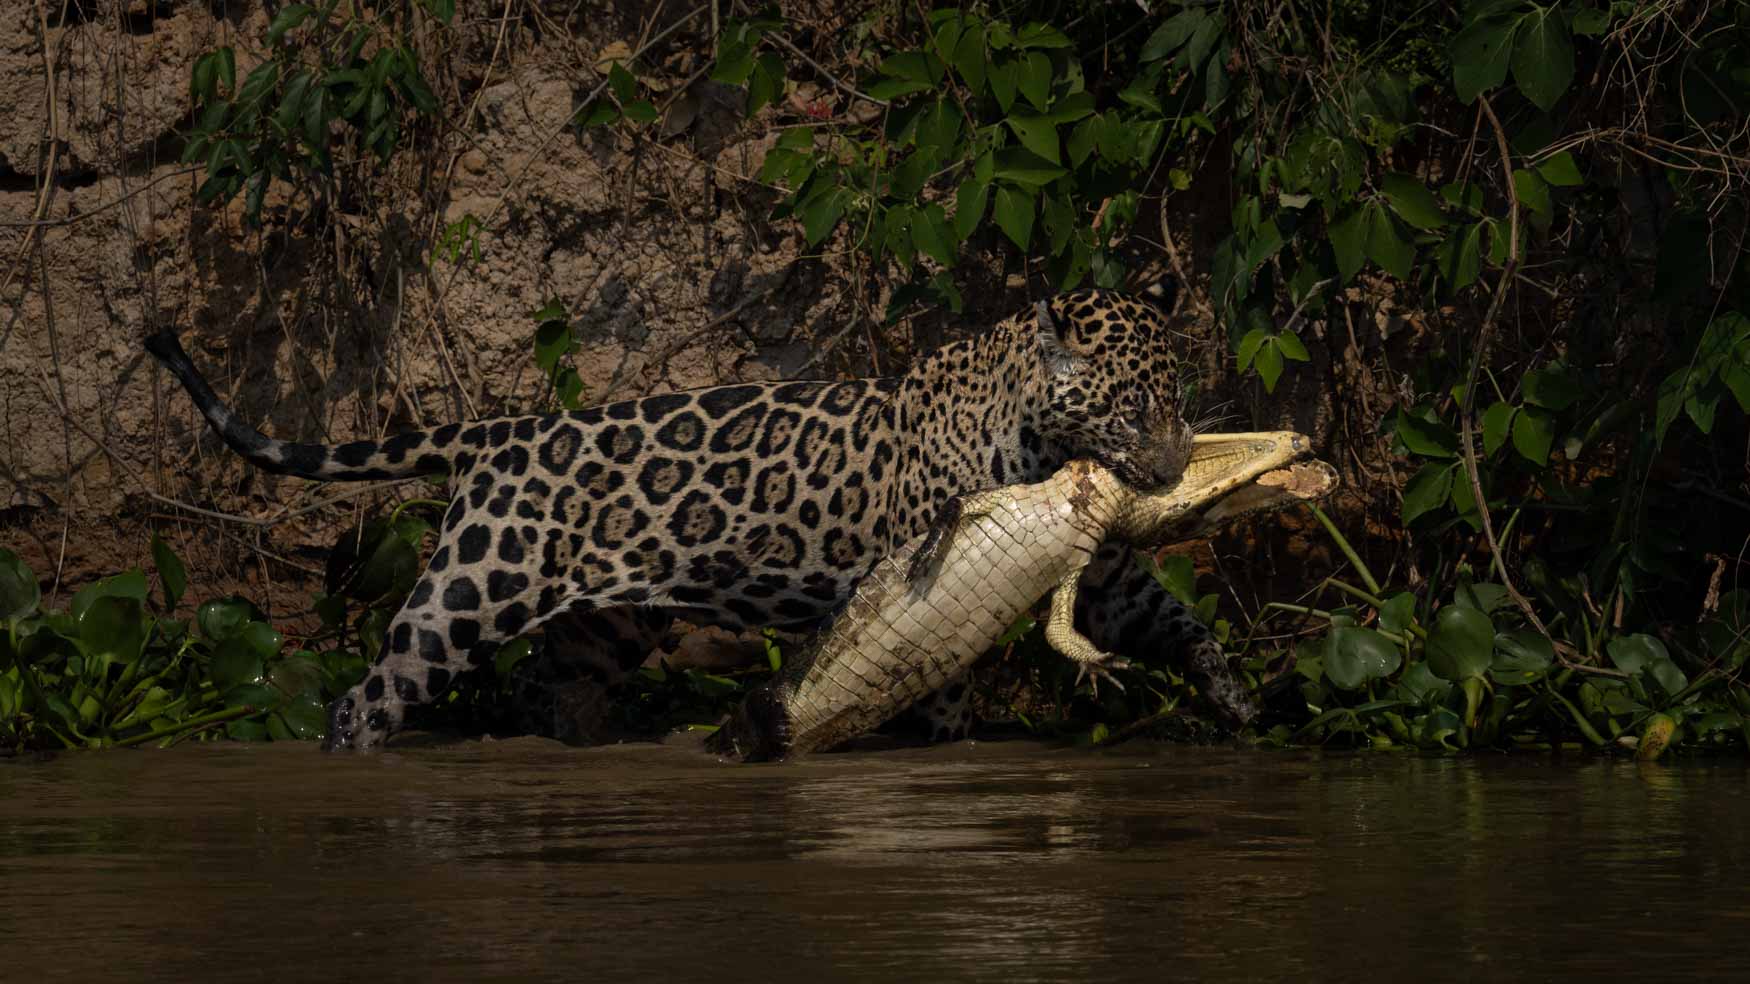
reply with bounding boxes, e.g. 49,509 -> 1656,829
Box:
711,431 -> 1338,761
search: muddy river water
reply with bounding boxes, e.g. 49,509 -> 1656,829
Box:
4,736 -> 1747,981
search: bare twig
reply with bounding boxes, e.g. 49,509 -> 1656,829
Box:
767,32 -> 890,108
1458,96 -> 1552,641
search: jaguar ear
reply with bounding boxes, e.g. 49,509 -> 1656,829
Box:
1034,299 -> 1083,375
1142,275 -> 1179,315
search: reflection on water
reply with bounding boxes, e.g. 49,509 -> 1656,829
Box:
4,736 -> 1747,982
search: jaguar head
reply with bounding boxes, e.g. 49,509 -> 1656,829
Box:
1033,285 -> 1194,489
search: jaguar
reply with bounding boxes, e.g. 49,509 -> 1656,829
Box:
147,285 -> 1223,751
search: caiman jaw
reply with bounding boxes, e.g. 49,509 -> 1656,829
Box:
1126,431 -> 1318,543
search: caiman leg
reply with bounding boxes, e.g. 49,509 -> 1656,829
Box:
907,488 -> 1007,584
1044,562 -> 1132,694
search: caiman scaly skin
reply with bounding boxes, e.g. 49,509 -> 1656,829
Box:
713,433 -> 1339,761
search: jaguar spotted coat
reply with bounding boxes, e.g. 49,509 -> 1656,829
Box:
147,287 -> 1211,750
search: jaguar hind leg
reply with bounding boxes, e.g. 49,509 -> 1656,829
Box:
508,606 -> 677,743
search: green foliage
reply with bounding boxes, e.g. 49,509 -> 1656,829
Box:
183,0 -> 451,224
128,1 -> 1750,757
529,299 -> 589,410
0,547 -> 362,751
1227,513 -> 1750,754
724,8 -> 1181,317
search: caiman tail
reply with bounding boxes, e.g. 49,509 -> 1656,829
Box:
146,331 -> 460,481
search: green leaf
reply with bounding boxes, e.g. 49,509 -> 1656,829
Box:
1536,150 -> 1583,186
1042,195 -> 1074,257
1046,91 -> 1095,125
952,23 -> 987,93
193,52 -> 217,102
276,70 -> 313,129
1451,14 -> 1517,103
1482,401 -> 1516,457
992,185 -> 1035,251
1414,707 -> 1464,748
1380,173 -> 1447,230
1324,626 -> 1403,691
1018,51 -> 1053,111
1254,340 -> 1284,392
916,98 -> 962,153
0,548 -> 40,620
237,619 -> 285,660
279,694 -> 326,740
1182,13 -> 1221,72
711,40 -> 755,85
554,368 -> 584,409
879,51 -> 936,83
953,176 -> 990,241
1427,604 -> 1494,681
211,637 -> 265,693
1607,634 -> 1688,697
1396,410 -> 1459,458
1378,592 -> 1417,635
216,46 -> 235,94
1442,181 -> 1485,214
71,571 -> 149,623
801,188 -> 847,247
1067,119 -> 1096,167
865,78 -> 933,101
912,205 -> 955,268
1365,202 -> 1414,279
1512,169 -> 1550,219
934,18 -> 964,64
1511,406 -> 1554,464
1146,553 -> 1198,605
582,100 -> 618,128
1140,10 -> 1205,63
1328,208 -> 1367,282
1244,219 -> 1284,272
1015,23 -> 1072,49
534,320 -> 573,374
1511,6 -> 1575,111
1276,331 -> 1310,362
197,597 -> 256,642
622,100 -> 659,124
150,534 -> 187,611
79,595 -> 146,664
267,3 -> 313,45
1436,220 -> 1484,290
1448,462 -> 1479,526
238,60 -> 280,110
1492,629 -> 1553,684
1116,83 -> 1163,115
609,62 -> 637,103
1572,8 -> 1611,35
397,60 -> 439,116
1005,115 -> 1060,164
988,56 -> 1018,112
991,148 -> 1066,187
1235,328 -> 1267,373
746,51 -> 784,115
531,298 -> 567,324
1522,367 -> 1581,410
1402,461 -> 1455,524
1395,662 -> 1452,704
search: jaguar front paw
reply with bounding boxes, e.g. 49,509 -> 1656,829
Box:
321,693 -> 397,752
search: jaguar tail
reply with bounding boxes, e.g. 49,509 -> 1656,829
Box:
146,331 -> 458,481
